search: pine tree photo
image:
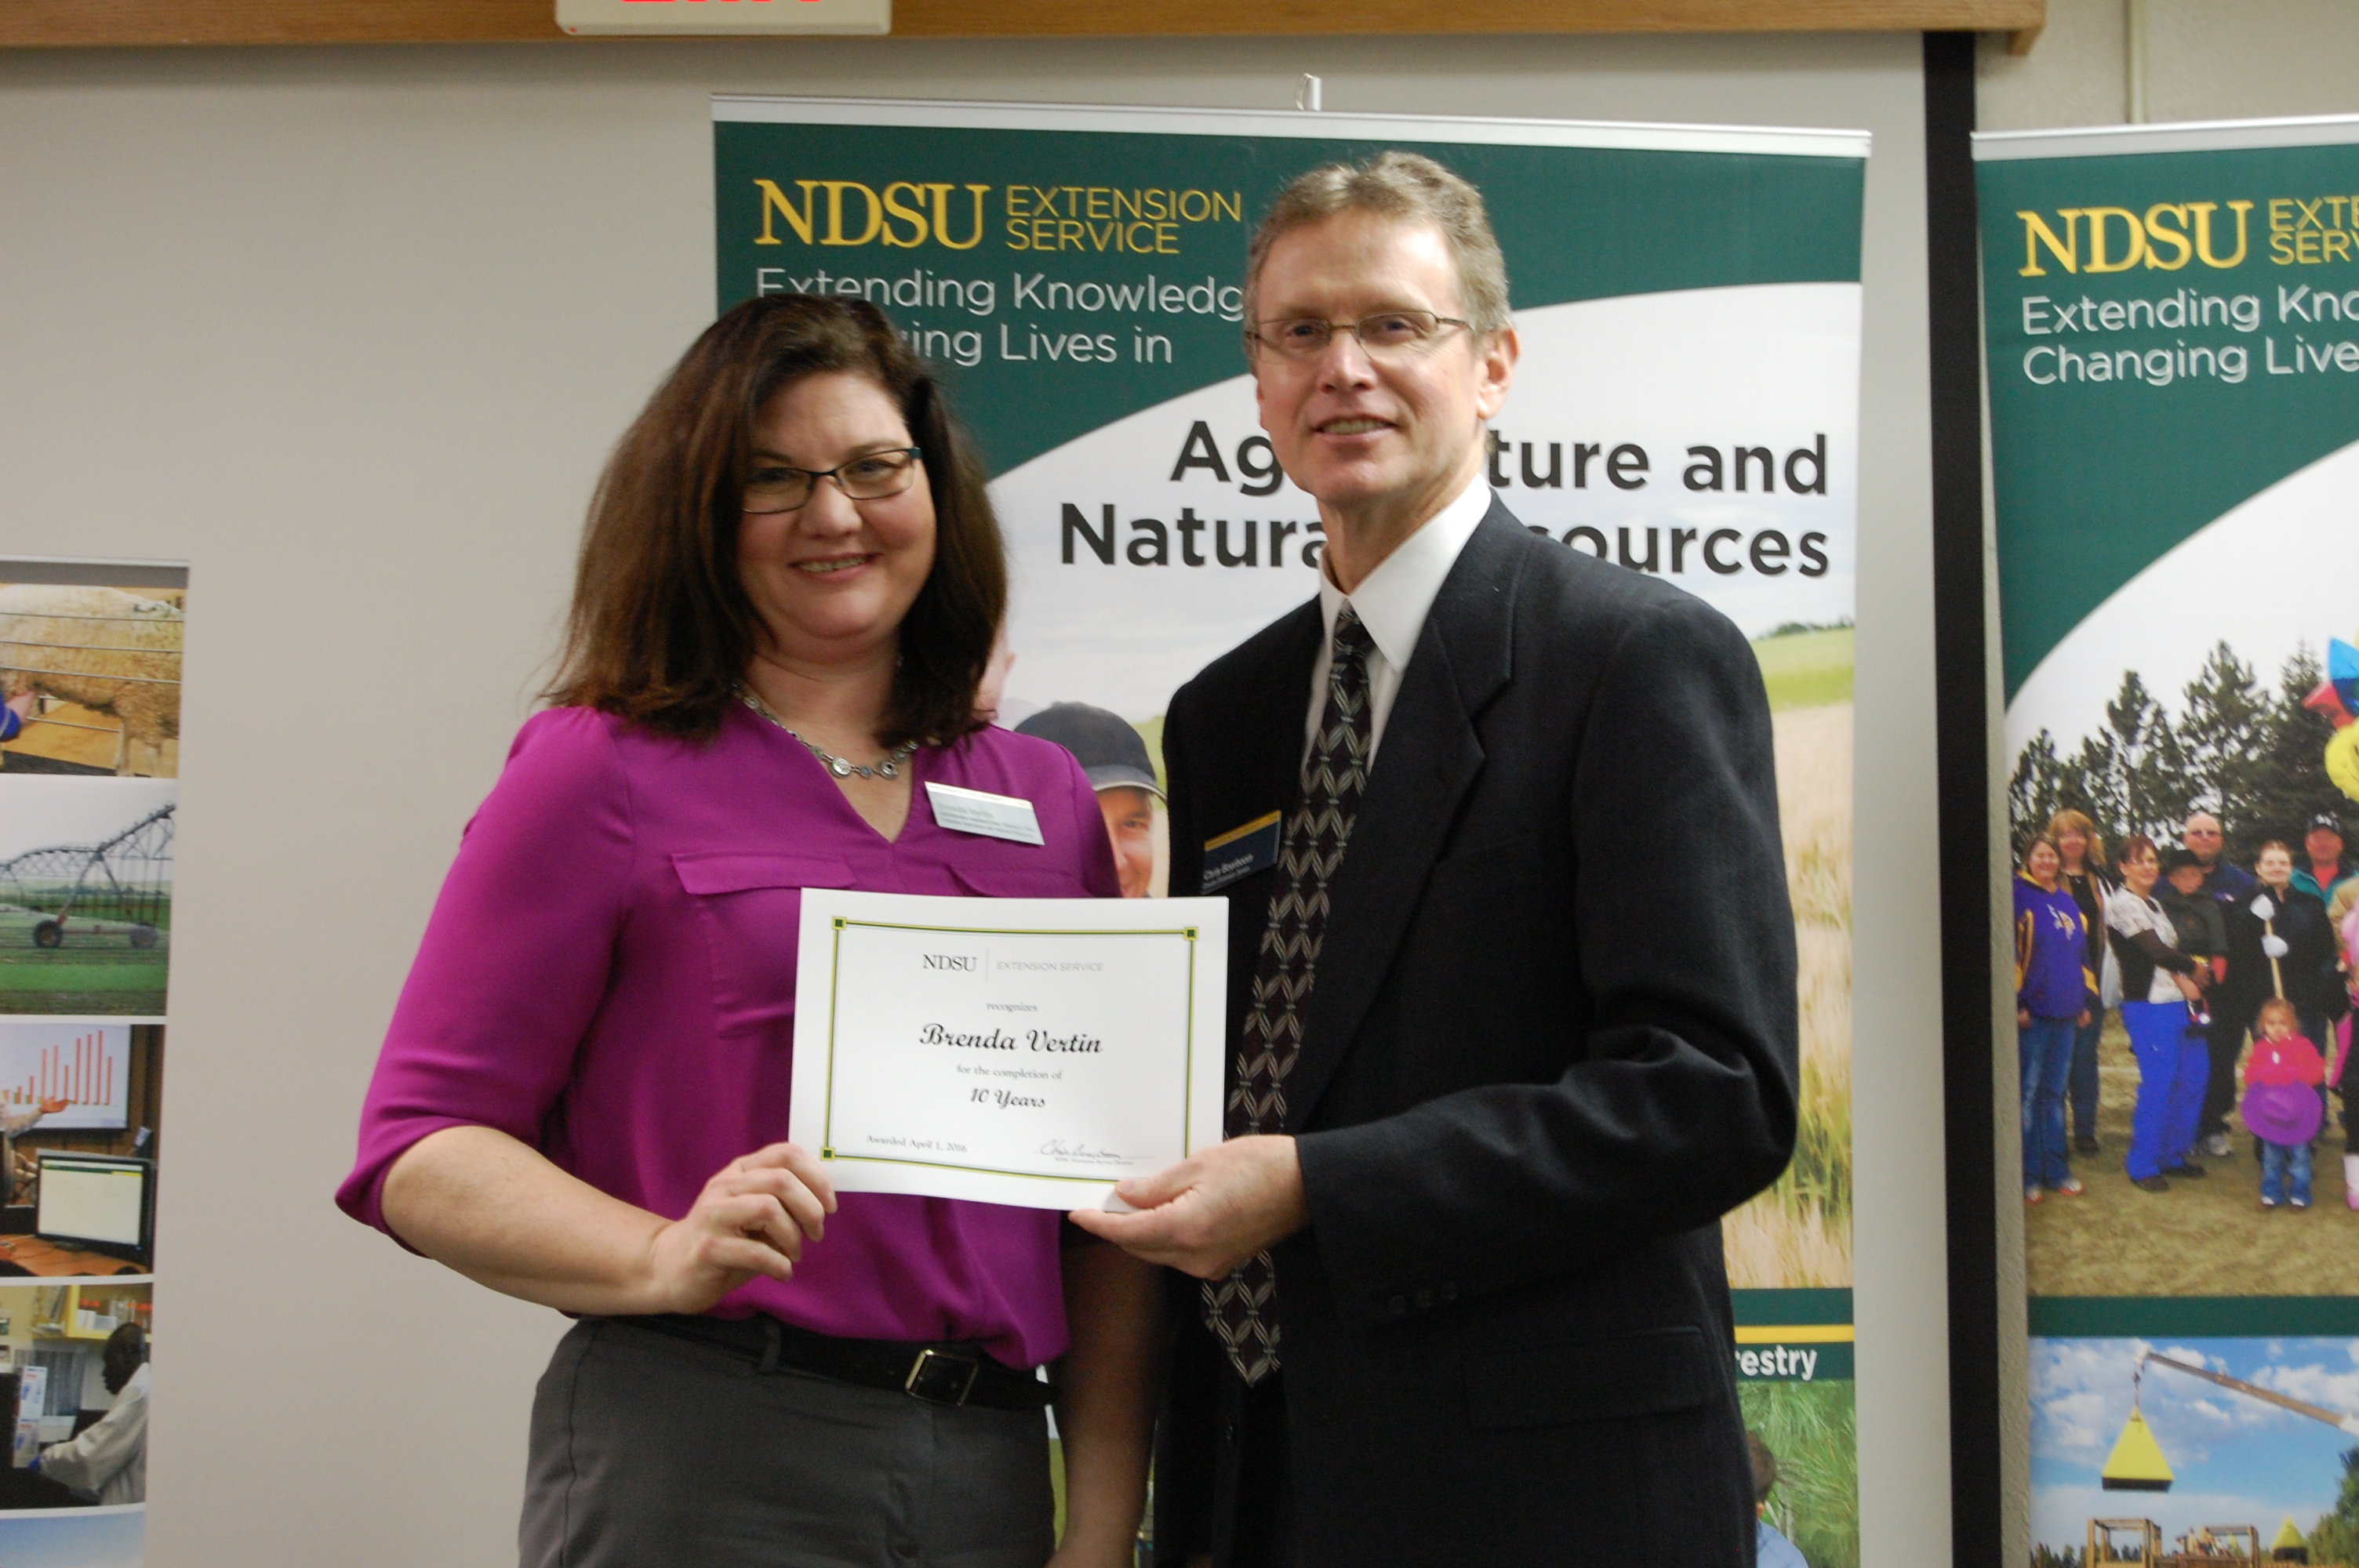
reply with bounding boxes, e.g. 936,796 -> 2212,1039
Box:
2008,641 -> 2348,860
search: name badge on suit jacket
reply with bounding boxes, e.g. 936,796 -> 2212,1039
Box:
1203,811 -> 1281,892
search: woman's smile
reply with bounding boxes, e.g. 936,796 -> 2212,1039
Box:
793,553 -> 880,576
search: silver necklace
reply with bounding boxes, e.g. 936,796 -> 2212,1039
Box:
735,685 -> 915,780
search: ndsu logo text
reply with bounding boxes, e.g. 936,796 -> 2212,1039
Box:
2016,202 -> 2254,276
754,179 -> 990,250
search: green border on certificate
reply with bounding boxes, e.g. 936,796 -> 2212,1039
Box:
816,916 -> 1203,1183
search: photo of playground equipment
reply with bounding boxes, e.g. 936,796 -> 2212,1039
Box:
0,581 -> 181,780
2106,1349 -> 2359,1494
2032,1333 -> 2359,1566
2073,1351 -> 2354,1567
2085,1517 -> 2323,1566
0,782 -> 173,1018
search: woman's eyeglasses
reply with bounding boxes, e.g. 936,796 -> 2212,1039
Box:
742,447 -> 924,514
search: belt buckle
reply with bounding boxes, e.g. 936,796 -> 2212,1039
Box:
905,1346 -> 981,1407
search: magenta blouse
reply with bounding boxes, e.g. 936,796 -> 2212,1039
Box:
336,704 -> 1120,1368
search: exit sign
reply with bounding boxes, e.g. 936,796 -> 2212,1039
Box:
558,0 -> 891,34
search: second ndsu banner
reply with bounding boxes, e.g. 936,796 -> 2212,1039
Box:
717,96 -> 1867,1566
1982,114 -> 2359,1563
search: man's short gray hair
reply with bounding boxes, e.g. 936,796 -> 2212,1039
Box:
1243,151 -> 1512,343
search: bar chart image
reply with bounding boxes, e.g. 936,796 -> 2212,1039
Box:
0,1024 -> 127,1130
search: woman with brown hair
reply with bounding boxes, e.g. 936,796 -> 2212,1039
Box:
2048,808 -> 2113,1154
336,295 -> 1154,1567
2017,833 -> 2092,1203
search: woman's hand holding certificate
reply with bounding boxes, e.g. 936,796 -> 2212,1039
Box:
790,888 -> 1228,1210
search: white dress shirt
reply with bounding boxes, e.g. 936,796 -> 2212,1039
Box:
1303,474 -> 1492,771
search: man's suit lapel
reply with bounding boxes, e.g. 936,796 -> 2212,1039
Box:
1285,501 -> 1528,1131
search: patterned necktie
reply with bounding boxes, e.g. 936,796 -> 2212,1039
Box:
1202,605 -> 1376,1385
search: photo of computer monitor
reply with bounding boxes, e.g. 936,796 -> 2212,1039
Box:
32,1152 -> 151,1268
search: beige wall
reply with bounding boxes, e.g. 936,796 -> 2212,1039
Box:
0,34 -> 1946,1566
1979,0 -> 2359,132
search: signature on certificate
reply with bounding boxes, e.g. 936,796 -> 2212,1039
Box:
1039,1138 -> 1129,1167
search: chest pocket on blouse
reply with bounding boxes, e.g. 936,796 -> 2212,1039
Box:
947,858 -> 1091,899
673,852 -> 855,1039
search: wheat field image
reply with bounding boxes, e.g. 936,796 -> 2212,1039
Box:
1724,629 -> 1855,1291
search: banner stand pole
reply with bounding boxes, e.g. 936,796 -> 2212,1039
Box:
1925,27 -> 2005,1568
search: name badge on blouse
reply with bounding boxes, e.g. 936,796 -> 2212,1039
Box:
925,782 -> 1045,845
1201,811 -> 1282,892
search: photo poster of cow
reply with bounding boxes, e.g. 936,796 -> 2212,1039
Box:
716,98 -> 1866,1564
1978,115 -> 2359,1563
0,557 -> 175,1543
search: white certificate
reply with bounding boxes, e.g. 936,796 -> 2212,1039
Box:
790,887 -> 1228,1210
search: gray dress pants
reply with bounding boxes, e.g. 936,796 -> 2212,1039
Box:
520,1317 -> 1056,1568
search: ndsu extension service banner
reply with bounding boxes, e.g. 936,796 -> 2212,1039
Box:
1981,114 -> 2359,1564
718,97 -> 1866,1563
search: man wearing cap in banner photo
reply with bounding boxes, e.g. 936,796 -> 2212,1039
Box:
1070,151 -> 1799,1566
1016,702 -> 1164,900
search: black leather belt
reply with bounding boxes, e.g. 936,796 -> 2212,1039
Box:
627,1312 -> 1054,1411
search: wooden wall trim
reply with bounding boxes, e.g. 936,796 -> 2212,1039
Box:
3,0 -> 2043,49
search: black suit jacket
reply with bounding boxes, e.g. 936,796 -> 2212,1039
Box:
1155,499 -> 1799,1566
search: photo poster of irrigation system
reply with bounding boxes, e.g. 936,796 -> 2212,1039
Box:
1977,115 -> 2359,1563
717,98 -> 1868,1563
0,557 -> 180,1558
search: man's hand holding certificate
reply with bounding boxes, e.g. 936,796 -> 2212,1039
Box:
790,888 -> 1228,1210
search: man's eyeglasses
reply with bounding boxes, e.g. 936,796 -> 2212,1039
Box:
1245,310 -> 1473,360
742,447 -> 924,514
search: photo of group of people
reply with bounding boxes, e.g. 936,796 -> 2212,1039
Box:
2012,638 -> 2359,1294
1992,428 -> 2359,1561
2014,639 -> 2359,1560
2016,807 -> 2357,1218
0,562 -> 175,1555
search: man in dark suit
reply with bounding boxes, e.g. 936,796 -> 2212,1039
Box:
1071,151 -> 1798,1567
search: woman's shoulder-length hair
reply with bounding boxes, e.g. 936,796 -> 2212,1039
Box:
544,292 -> 1005,750
2045,808 -> 2103,865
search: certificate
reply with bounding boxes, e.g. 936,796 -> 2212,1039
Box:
790,888 -> 1228,1210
